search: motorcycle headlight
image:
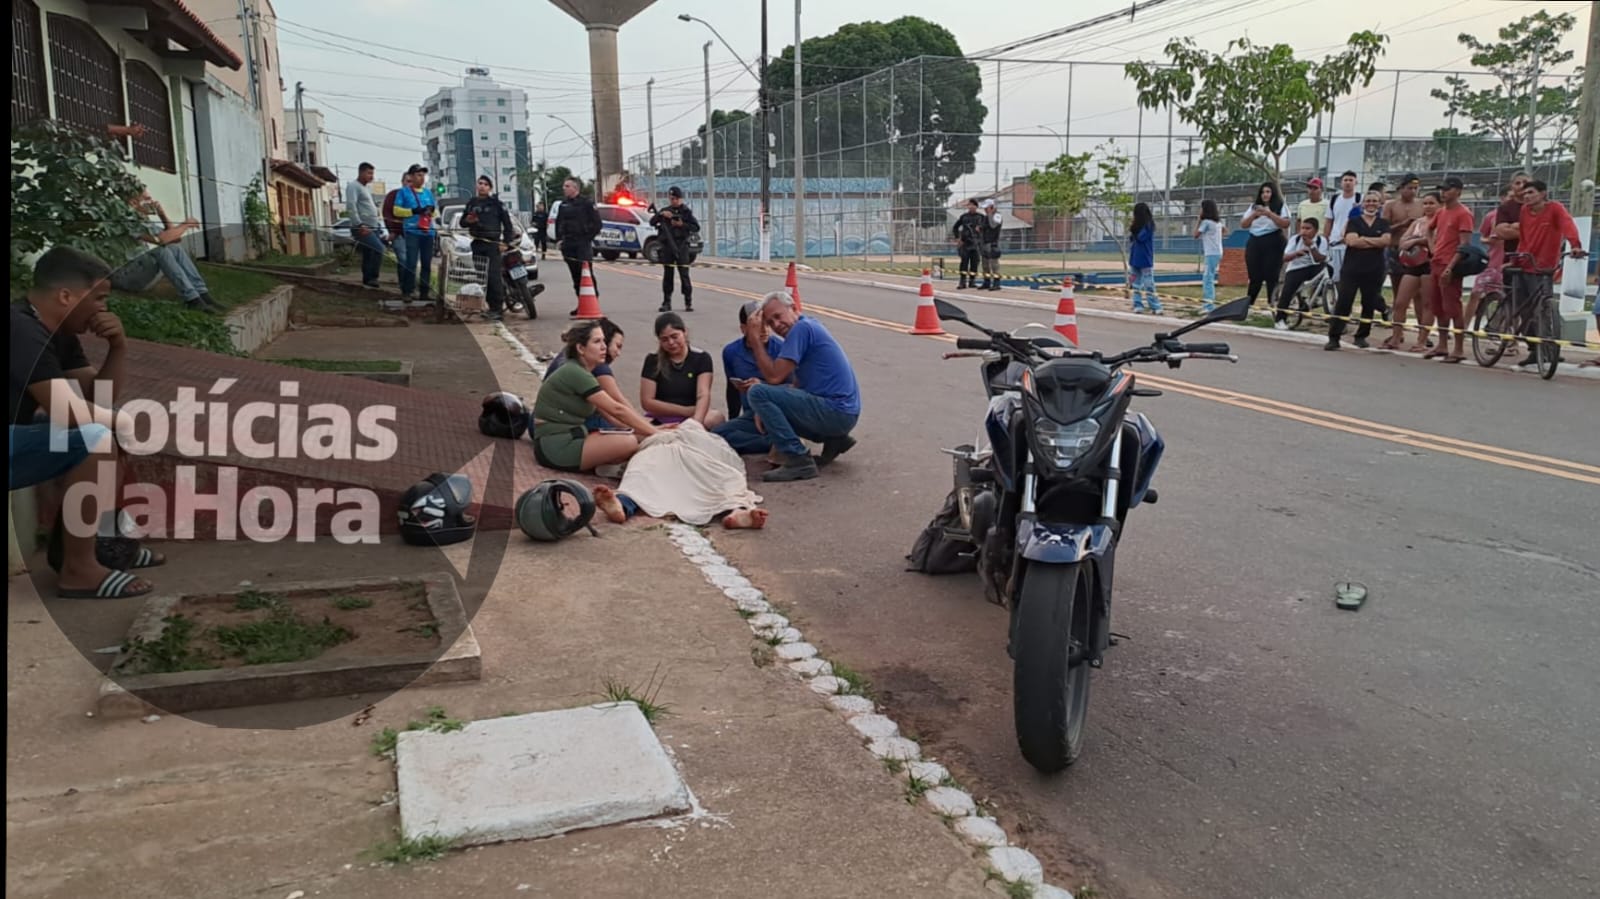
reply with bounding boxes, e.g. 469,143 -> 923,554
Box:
1031,417 -> 1100,471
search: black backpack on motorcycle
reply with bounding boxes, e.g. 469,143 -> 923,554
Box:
906,488 -> 977,575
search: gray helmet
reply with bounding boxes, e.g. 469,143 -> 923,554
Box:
515,479 -> 598,542
398,473 -> 477,546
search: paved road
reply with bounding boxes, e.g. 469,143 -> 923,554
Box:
515,263 -> 1600,899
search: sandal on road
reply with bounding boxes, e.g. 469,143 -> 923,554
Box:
1423,348 -> 1449,360
57,570 -> 153,600
1441,355 -> 1465,364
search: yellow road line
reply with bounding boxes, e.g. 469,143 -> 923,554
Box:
610,267 -> 1598,484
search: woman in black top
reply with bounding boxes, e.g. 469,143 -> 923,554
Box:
1326,190 -> 1391,351
639,312 -> 725,428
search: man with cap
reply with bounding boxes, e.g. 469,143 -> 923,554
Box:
649,186 -> 700,312
463,175 -> 530,321
1298,178 -> 1329,234
1425,175 -> 1475,363
345,162 -> 387,289
951,198 -> 987,289
979,199 -> 1004,290
392,164 -> 439,303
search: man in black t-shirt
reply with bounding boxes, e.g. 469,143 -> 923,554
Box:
10,247 -> 153,599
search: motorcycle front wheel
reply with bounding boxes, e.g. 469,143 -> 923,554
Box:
1012,560 -> 1094,773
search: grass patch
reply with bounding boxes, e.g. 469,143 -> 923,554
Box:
366,831 -> 457,865
369,706 -> 467,757
211,608 -> 352,665
905,777 -> 934,805
736,608 -> 757,620
269,357 -> 403,373
999,878 -> 1036,899
331,594 -> 375,611
882,757 -> 905,775
107,296 -> 240,356
247,252 -> 334,269
118,615 -> 211,675
829,660 -> 872,697
1075,887 -> 1103,899
406,621 -> 441,639
233,588 -> 281,611
764,633 -> 786,646
599,667 -> 671,724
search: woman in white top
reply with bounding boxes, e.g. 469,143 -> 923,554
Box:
1240,182 -> 1291,307
1194,199 -> 1226,313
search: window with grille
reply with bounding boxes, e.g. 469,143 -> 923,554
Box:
125,61 -> 176,172
13,1 -> 48,125
47,13 -> 125,136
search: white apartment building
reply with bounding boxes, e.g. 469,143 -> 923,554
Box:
419,67 -> 531,214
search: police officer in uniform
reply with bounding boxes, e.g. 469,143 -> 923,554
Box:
951,198 -> 986,289
553,177 -> 602,317
979,199 -> 1004,290
463,175 -> 519,321
649,186 -> 700,312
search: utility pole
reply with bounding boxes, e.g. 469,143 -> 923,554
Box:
239,0 -> 273,252
1561,0 -> 1599,315
295,81 -> 307,166
993,61 -> 1002,193
646,77 -> 657,207
759,0 -> 772,262
1525,43 -> 1542,172
793,0 -> 805,263
702,44 -> 716,256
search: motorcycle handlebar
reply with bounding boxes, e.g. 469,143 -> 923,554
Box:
1183,342 -> 1231,355
955,337 -> 992,350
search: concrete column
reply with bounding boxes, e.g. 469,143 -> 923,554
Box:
587,25 -> 624,193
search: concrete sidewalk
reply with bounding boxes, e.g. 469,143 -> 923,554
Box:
6,528 -> 997,899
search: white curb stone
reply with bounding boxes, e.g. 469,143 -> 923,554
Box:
776,627 -> 804,644
907,761 -> 949,785
808,675 -> 847,695
827,694 -> 873,715
747,613 -> 789,631
789,659 -> 834,677
953,815 -> 1009,848
868,737 -> 922,761
922,786 -> 976,818
687,552 -> 726,567
701,564 -> 741,578
723,586 -> 765,603
847,714 -> 899,741
774,642 -> 817,661
711,573 -> 753,590
1038,885 -> 1075,899
987,847 -> 1044,886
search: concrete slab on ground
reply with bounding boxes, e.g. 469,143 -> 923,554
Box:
396,703 -> 690,845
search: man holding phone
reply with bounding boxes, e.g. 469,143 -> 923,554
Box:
392,164 -> 438,303
720,301 -> 785,420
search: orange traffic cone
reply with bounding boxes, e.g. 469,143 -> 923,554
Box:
785,261 -> 803,313
1053,278 -> 1079,346
572,262 -> 602,319
909,269 -> 946,335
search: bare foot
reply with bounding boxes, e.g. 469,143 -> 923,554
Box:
592,485 -> 627,524
722,508 -> 768,530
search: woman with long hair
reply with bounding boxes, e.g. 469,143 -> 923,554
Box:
640,312 -> 725,429
1194,199 -> 1225,313
1128,202 -> 1162,314
1385,191 -> 1441,352
1241,182 -> 1291,306
547,318 -> 632,429
532,321 -> 658,472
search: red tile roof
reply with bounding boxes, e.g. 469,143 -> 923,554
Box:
86,0 -> 244,69
271,159 -> 327,189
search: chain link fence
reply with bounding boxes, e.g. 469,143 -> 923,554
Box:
628,55 -> 1593,273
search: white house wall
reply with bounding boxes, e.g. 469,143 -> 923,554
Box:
192,76 -> 266,261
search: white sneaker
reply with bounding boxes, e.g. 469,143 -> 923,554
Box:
1273,320 -> 1289,331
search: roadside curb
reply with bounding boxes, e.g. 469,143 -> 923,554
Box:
662,522 -> 1077,899
805,272 -> 1600,380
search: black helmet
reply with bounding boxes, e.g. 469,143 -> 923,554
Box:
667,185 -> 683,199
397,472 -> 477,546
479,391 -> 528,439
1452,243 -> 1490,277
515,479 -> 598,542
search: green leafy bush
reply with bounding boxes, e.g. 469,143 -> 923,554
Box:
108,297 -> 241,356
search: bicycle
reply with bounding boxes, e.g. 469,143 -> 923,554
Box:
1278,262 -> 1336,331
1470,251 -> 1580,381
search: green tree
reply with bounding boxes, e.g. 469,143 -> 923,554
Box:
11,120 -> 147,292
1175,152 -> 1269,188
1429,127 -> 1506,169
1429,10 -> 1582,162
1125,33 -> 1388,188
516,164 -> 585,205
1030,143 -> 1134,267
763,16 -> 986,226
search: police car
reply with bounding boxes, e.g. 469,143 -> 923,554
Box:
546,196 -> 700,265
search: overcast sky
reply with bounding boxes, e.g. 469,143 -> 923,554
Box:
269,0 -> 1592,189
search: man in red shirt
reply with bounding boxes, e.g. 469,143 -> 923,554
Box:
1426,176 -> 1475,362
1500,179 -> 1589,368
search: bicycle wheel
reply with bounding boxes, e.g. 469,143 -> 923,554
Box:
1470,292 -> 1512,367
1535,298 -> 1562,380
1283,288 -> 1310,330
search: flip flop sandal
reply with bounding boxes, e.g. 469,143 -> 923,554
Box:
57,570 -> 153,600
1335,582 -> 1368,611
1442,355 -> 1465,364
47,524 -> 165,572
1423,348 -> 1448,360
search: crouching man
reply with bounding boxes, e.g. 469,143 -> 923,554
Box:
737,290 -> 861,482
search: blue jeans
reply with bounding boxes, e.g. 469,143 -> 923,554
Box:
8,423 -> 111,490
156,244 -> 209,301
1202,254 -> 1221,311
353,228 -> 386,284
400,232 -> 435,298
744,384 -> 858,458
713,411 -> 772,456
1130,267 -> 1161,312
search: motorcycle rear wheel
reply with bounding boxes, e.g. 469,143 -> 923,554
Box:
1013,560 -> 1094,773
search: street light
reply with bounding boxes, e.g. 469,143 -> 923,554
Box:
1035,124 -> 1066,159
677,14 -> 759,81
680,11 -> 768,260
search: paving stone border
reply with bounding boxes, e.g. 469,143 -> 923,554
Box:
664,522 -> 1076,899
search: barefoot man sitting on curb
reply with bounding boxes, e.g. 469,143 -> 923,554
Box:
735,290 -> 861,482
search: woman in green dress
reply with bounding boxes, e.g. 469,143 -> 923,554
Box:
533,321 -> 658,472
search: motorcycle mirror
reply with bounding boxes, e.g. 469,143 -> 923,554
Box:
933,298 -> 971,324
1168,296 -> 1252,338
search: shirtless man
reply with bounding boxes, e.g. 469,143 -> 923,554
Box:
1381,174 -> 1428,345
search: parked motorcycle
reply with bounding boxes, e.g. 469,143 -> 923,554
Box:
933,295 -> 1249,773
500,239 -> 544,319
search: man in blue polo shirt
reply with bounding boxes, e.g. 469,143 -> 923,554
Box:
739,290 -> 861,482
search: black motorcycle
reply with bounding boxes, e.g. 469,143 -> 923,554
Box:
500,240 -> 544,319
934,295 -> 1249,772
